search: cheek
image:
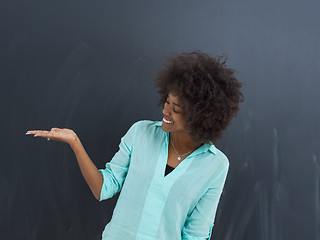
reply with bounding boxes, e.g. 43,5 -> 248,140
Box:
174,117 -> 184,125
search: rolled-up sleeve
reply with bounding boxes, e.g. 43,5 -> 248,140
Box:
98,121 -> 140,201
181,163 -> 229,240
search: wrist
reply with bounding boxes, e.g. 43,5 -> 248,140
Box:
69,134 -> 81,150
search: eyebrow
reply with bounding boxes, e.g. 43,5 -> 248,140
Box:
166,97 -> 184,109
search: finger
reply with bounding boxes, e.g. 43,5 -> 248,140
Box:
26,130 -> 43,134
26,130 -> 46,135
34,131 -> 51,137
35,132 -> 54,141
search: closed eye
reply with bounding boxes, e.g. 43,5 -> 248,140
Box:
165,100 -> 179,113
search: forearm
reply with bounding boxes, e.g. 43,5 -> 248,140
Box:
70,135 -> 103,200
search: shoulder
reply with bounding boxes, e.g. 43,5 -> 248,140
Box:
214,147 -> 229,167
125,120 -> 164,146
202,146 -> 230,188
131,119 -> 161,129
208,145 -> 229,176
128,119 -> 162,135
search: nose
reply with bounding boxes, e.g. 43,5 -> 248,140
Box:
162,102 -> 171,116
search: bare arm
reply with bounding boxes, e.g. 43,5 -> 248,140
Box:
70,136 -> 103,201
26,128 -> 103,201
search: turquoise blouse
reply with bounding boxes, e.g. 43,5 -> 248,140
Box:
98,120 -> 229,240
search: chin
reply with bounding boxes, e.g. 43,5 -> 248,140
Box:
161,125 -> 170,132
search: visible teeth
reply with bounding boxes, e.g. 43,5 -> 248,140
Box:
163,117 -> 173,124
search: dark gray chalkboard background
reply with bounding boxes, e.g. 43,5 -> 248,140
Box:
1,0 -> 319,239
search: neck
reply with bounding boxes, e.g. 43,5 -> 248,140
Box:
169,131 -> 201,153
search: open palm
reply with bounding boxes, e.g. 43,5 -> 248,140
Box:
26,128 -> 77,145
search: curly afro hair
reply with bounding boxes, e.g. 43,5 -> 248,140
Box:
154,49 -> 244,145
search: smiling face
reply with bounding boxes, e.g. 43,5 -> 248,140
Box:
161,92 -> 186,133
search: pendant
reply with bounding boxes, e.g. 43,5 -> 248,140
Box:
178,156 -> 181,160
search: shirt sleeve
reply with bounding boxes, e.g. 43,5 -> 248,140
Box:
181,163 -> 229,240
98,121 -> 140,201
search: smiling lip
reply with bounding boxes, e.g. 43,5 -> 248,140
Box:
163,115 -> 173,122
162,117 -> 174,124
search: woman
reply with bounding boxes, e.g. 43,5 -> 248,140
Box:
26,50 -> 244,239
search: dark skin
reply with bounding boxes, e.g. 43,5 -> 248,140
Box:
25,92 -> 203,199
162,92 -> 202,167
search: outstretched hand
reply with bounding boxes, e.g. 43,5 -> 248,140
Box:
26,128 -> 78,145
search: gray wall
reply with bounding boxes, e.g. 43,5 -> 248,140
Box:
1,0 -> 319,239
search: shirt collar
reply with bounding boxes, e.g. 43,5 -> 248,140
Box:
205,142 -> 217,155
155,121 -> 162,127
154,120 -> 217,155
